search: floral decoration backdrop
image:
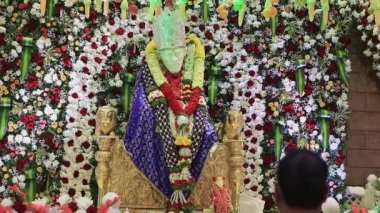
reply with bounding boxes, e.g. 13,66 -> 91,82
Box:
0,0 -> 374,211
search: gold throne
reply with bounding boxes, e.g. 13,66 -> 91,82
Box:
95,106 -> 244,211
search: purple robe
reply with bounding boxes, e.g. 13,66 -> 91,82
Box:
123,65 -> 217,198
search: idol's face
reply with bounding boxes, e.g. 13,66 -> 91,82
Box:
158,47 -> 186,74
215,177 -> 224,187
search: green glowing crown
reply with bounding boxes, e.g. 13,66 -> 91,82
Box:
153,8 -> 186,50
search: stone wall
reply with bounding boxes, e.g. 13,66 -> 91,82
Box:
346,30 -> 380,186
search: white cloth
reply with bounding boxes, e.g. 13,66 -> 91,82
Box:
239,193 -> 265,213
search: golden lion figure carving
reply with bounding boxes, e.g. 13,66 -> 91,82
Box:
223,110 -> 244,140
96,105 -> 117,136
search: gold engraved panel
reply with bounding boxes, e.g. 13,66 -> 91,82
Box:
190,144 -> 230,208
107,139 -> 167,208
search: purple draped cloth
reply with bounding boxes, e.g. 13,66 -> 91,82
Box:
123,67 -> 217,198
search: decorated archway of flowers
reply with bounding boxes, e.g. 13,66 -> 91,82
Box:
0,0 -> 377,211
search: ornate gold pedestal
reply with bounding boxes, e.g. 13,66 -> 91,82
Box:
95,107 -> 245,210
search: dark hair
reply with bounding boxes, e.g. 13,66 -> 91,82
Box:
277,149 -> 328,209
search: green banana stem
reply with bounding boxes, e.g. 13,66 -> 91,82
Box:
47,0 -> 55,19
271,15 -> 278,35
25,168 -> 36,202
45,175 -> 52,203
274,116 -> 284,161
296,59 -> 306,96
95,0 -> 102,11
121,0 -> 128,20
202,0 -> 209,23
336,50 -> 349,87
237,0 -> 245,27
320,0 -> 329,32
320,109 -> 331,152
21,37 -> 33,82
148,0 -> 159,20
0,97 -> 11,140
208,66 -> 220,107
122,73 -> 135,118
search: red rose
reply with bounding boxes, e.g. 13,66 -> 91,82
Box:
243,162 -> 249,168
127,32 -> 133,38
73,170 -> 79,178
139,22 -> 146,29
102,49 -> 108,56
251,185 -> 258,191
243,178 -> 250,185
228,34 -> 234,40
262,154 -> 275,167
115,27 -> 124,35
244,130 -> 252,137
21,115 -> 28,124
26,122 -> 34,130
286,43 -> 298,54
88,119 -> 96,127
128,44 -> 136,57
16,158 -> 29,171
94,57 -> 102,64
63,57 -> 72,68
80,56 -> 88,63
317,46 -> 326,57
28,114 -> 36,122
205,31 -> 213,40
86,205 -> 98,213
62,177 -> 69,184
88,92 -> 95,99
199,25 -> 205,32
82,67 -> 90,75
108,19 -> 115,25
245,43 -> 259,54
68,201 -> 78,211
83,164 -> 92,170
80,108 -> 88,116
71,93 -> 79,99
63,161 -> 70,167
286,139 -> 297,151
306,22 -> 319,33
263,122 -> 273,132
0,33 -> 5,46
31,52 -> 45,65
213,24 -> 220,31
191,15 -> 198,22
295,9 -> 307,18
91,42 -> 98,49
111,44 -> 118,52
263,196 -> 275,209
75,131 -> 82,137
255,124 -> 263,131
339,36 -> 351,47
82,141 -> 91,149
277,22 -> 285,34
304,82 -> 313,96
335,152 -> 345,165
13,201 -> 26,213
111,63 -> 121,75
219,42 -> 225,49
68,140 -> 74,146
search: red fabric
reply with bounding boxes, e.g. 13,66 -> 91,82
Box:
210,184 -> 232,213
160,83 -> 184,115
185,87 -> 201,116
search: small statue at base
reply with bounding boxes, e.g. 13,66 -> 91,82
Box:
210,176 -> 232,213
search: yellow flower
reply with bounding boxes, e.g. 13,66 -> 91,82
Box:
174,136 -> 192,146
57,128 -> 62,133
51,122 -> 58,129
274,102 -> 279,107
2,166 -> 8,172
4,174 -> 9,179
37,167 -> 43,173
60,73 -> 67,81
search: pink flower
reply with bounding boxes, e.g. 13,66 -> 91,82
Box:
40,120 -> 47,129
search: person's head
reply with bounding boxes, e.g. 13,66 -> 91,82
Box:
275,149 -> 328,212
